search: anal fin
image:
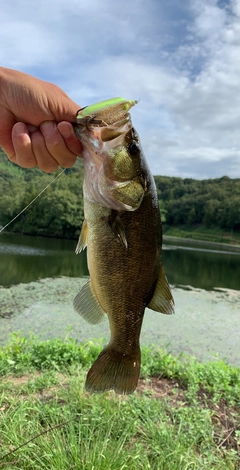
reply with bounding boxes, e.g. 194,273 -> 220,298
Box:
73,280 -> 106,324
148,264 -> 174,314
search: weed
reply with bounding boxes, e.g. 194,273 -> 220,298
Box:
0,335 -> 239,469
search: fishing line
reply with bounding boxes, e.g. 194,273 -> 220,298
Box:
0,168 -> 65,234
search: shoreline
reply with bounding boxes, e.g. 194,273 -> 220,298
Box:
3,229 -> 240,251
163,235 -> 240,252
0,276 -> 240,367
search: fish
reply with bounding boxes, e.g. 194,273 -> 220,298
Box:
73,98 -> 174,394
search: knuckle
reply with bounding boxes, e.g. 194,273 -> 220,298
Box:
61,155 -> 77,168
17,154 -> 37,168
45,135 -> 62,149
41,162 -> 59,173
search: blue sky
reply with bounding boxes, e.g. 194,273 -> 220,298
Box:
1,0 -> 240,179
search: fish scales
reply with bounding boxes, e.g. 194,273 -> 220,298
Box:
74,98 -> 174,394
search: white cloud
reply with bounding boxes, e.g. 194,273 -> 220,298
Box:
1,0 -> 240,179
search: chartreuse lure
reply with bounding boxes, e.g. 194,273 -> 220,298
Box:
76,97 -> 138,127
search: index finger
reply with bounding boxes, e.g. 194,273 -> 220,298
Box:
40,121 -> 78,168
57,122 -> 83,157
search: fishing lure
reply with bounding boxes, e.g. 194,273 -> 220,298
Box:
76,97 -> 138,128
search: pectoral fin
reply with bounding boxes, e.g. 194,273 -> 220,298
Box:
73,280 -> 106,324
75,219 -> 88,254
108,212 -> 128,249
148,264 -> 174,314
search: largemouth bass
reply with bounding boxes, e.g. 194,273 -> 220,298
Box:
74,98 -> 174,394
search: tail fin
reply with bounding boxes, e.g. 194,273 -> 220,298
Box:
85,345 -> 140,395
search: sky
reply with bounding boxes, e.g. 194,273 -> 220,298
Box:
1,0 -> 240,179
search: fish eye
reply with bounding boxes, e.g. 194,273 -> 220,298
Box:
128,141 -> 140,155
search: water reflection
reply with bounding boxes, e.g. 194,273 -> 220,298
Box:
162,243 -> 240,291
0,232 -> 239,290
0,233 -> 88,286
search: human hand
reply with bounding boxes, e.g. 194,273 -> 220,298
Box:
0,67 -> 83,172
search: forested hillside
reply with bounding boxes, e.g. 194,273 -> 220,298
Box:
1,148 -> 240,239
154,175 -> 240,230
0,149 -> 84,238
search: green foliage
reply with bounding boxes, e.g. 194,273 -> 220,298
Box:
141,346 -> 240,405
1,147 -> 240,239
1,335 -> 239,406
0,333 -> 103,375
0,335 -> 239,468
0,389 -> 224,469
154,174 -> 240,233
0,149 -> 84,238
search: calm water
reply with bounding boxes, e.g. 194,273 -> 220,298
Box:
0,233 -> 240,290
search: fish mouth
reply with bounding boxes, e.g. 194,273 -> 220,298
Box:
98,116 -> 132,143
75,115 -> 133,150
75,97 -> 138,148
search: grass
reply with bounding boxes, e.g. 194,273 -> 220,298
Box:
163,224 -> 240,246
0,334 -> 239,469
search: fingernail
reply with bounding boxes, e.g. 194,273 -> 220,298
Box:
13,122 -> 27,135
57,122 -> 73,138
41,121 -> 57,135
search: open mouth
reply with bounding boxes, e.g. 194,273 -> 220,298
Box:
74,98 -> 138,149
76,116 -> 133,148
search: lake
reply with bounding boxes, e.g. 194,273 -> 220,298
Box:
0,233 -> 239,366
0,232 -> 240,290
